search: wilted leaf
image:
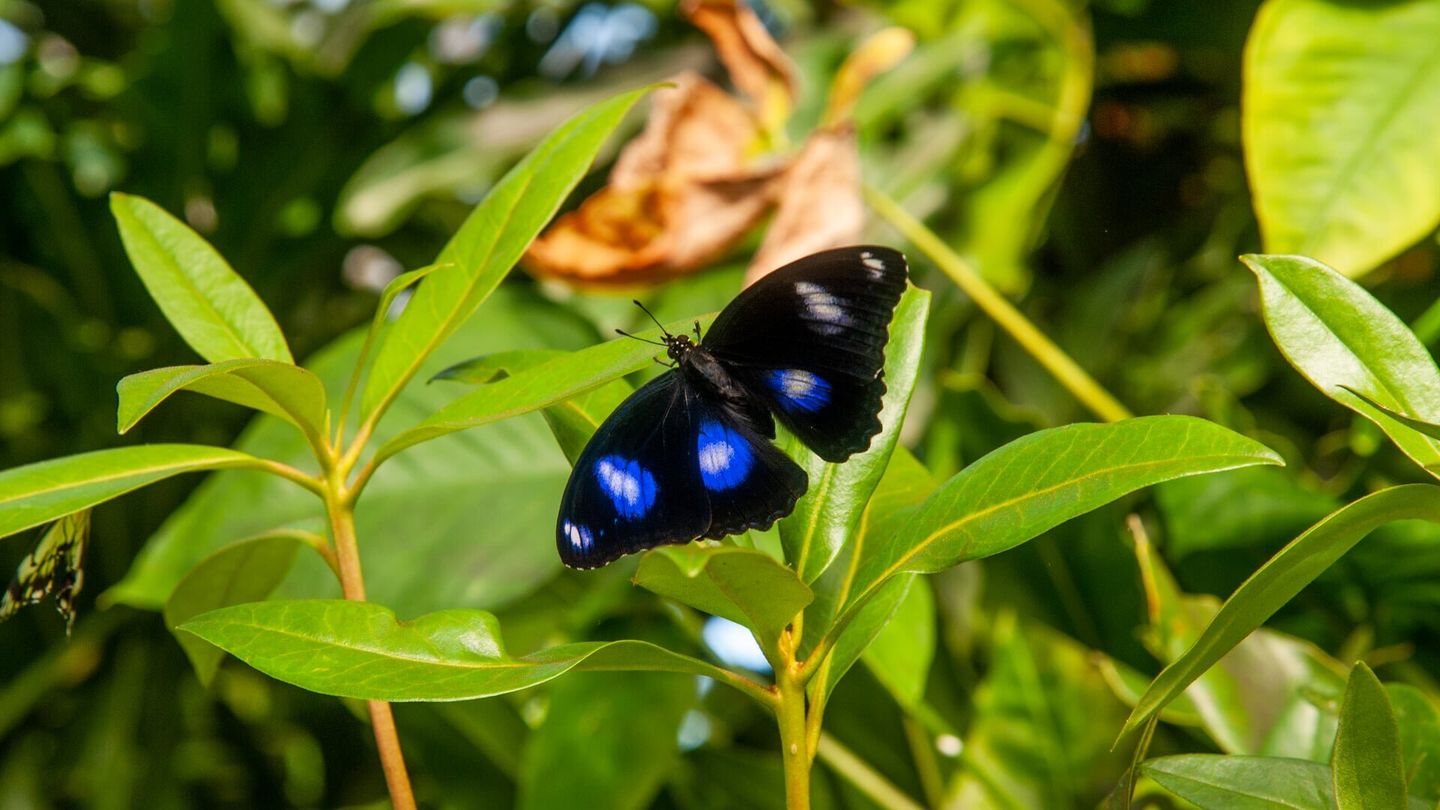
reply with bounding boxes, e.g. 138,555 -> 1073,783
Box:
745,127 -> 863,285
681,0 -> 795,113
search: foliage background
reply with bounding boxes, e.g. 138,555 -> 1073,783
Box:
3,0 -> 1440,807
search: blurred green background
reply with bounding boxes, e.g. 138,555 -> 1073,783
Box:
4,0 -> 1440,807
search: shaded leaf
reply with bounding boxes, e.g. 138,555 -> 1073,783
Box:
1332,662 -> 1407,810
780,286 -> 929,582
163,534 -> 304,686
0,445 -> 270,541
844,416 -> 1282,620
117,359 -> 327,445
519,671 -> 696,810
1123,484 -> 1440,738
110,192 -> 292,363
744,127 -> 862,285
1243,253 -> 1440,474
1388,684 -> 1440,801
362,87 -> 652,417
1145,755 -> 1337,810
1243,0 -> 1440,276
178,599 -> 758,701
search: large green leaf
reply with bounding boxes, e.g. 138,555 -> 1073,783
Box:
117,359 -> 327,446
842,416 -> 1281,620
518,671 -> 695,810
780,286 -> 929,582
859,574 -> 934,710
377,315 -> 705,461
110,192 -> 292,363
0,445 -> 269,540
1332,662 -> 1407,810
108,286 -> 597,614
635,545 -> 812,655
163,534 -> 305,686
1243,254 -> 1440,474
1122,484 -> 1440,738
361,87 -> 651,419
1243,0 -> 1440,277
177,599 -> 756,701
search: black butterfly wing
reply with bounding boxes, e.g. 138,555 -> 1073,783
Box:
702,246 -> 908,462
556,371 -> 808,569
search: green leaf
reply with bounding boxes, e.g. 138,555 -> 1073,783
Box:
1243,254 -> 1440,474
1343,386 -> 1440,442
945,615 -> 1128,808
163,534 -> 304,686
1332,662 -> 1407,810
0,445 -> 270,540
430,348 -> 633,465
117,359 -> 327,445
110,192 -> 292,363
635,545 -> 812,654
1388,684 -> 1440,801
109,287 -> 598,614
1144,755 -> 1338,810
338,261 -> 449,425
860,574 -> 934,709
377,316 -> 704,461
1243,0 -> 1440,277
843,416 -> 1281,620
1122,484 -> 1440,739
518,671 -> 696,810
780,286 -> 930,582
177,599 -> 758,702
361,87 -> 652,419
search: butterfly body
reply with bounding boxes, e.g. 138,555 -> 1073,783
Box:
558,246 -> 908,569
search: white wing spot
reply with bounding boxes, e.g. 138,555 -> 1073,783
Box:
795,282 -> 851,334
698,440 -> 735,475
598,459 -> 641,505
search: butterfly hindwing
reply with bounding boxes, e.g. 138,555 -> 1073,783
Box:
556,373 -> 808,568
703,246 -> 908,462
0,509 -> 90,635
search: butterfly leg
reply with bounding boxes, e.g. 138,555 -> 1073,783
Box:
693,321 -> 703,341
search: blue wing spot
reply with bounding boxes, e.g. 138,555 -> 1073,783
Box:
562,520 -> 595,553
697,421 -> 755,491
765,369 -> 831,413
594,456 -> 658,519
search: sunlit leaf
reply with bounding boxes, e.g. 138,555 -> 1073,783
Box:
1243,254 -> 1440,475
1123,484 -> 1440,739
178,599 -> 759,701
163,534 -> 305,686
0,445 -> 271,541
1145,755 -> 1337,810
780,286 -> 929,582
843,416 -> 1281,621
117,359 -> 327,446
361,87 -> 652,419
1243,0 -> 1440,276
110,192 -> 292,363
1332,662 -> 1407,810
378,315 -> 706,460
635,545 -> 811,654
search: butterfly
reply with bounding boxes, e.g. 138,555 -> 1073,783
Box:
0,509 -> 91,635
556,245 -> 908,568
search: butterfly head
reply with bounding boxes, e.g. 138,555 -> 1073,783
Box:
663,332 -> 695,361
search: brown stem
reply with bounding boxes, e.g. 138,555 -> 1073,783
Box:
327,492 -> 417,810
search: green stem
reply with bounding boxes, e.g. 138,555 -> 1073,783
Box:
325,487 -> 417,810
776,664 -> 812,810
864,184 -> 1132,423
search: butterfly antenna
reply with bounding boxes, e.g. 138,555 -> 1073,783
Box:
614,328 -> 666,347
631,300 -> 671,337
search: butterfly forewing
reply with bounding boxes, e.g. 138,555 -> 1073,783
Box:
1,509 -> 91,634
702,246 -> 908,461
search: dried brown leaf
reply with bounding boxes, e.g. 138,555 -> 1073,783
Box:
746,126 -> 863,285
682,0 -> 796,113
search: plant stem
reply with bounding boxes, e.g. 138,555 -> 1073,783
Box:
816,733 -> 925,810
326,492 -> 417,810
864,184 -> 1132,423
776,663 -> 812,810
